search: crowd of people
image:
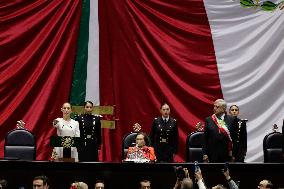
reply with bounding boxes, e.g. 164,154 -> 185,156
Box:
171,164 -> 275,189
0,168 -> 278,189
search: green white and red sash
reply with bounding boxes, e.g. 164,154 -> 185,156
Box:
211,114 -> 232,151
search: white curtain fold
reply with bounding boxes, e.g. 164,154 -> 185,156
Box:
204,0 -> 284,162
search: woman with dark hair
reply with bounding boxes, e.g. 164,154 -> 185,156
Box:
125,132 -> 156,162
228,105 -> 247,162
52,102 -> 80,162
75,101 -> 101,162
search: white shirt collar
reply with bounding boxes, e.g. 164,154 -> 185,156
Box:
162,116 -> 169,122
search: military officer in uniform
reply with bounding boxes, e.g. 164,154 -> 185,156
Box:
75,101 -> 101,162
229,105 -> 247,162
150,103 -> 178,162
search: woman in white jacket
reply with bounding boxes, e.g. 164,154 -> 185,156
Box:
52,102 -> 80,162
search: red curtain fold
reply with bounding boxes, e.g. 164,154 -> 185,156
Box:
0,0 -> 82,160
0,0 -> 222,161
99,0 -> 222,161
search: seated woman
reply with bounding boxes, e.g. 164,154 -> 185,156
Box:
125,132 -> 156,163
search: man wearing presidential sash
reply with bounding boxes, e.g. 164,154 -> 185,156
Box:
202,99 -> 237,163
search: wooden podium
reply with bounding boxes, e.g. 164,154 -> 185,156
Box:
50,136 -> 82,162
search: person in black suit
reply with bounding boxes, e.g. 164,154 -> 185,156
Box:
228,105 -> 247,162
202,99 -> 237,163
75,101 -> 101,162
150,103 -> 178,162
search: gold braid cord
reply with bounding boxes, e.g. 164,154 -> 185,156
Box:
61,137 -> 74,148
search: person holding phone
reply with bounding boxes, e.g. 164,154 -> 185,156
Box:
173,167 -> 193,189
194,164 -> 239,189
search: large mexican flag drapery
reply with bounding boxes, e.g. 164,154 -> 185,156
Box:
0,0 -> 283,162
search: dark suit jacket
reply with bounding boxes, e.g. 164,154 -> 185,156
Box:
202,114 -> 236,162
150,117 -> 178,162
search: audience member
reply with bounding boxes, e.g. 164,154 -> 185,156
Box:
150,103 -> 178,162
70,182 -> 88,189
33,175 -> 49,189
125,132 -> 156,162
228,105 -> 247,162
140,180 -> 151,189
202,99 -> 237,162
52,102 -> 80,161
258,180 -> 274,189
195,165 -> 238,189
75,101 -> 101,162
94,180 -> 104,189
173,167 -> 193,189
0,179 -> 8,189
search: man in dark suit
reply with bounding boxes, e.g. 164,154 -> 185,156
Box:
202,99 -> 237,163
150,103 -> 178,162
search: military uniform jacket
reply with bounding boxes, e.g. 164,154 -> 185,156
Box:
75,114 -> 101,161
230,117 -> 247,162
75,114 -> 101,147
150,117 -> 178,161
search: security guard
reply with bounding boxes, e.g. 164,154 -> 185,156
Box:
150,103 -> 178,162
75,101 -> 101,162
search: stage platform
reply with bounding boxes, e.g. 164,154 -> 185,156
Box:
0,160 -> 283,189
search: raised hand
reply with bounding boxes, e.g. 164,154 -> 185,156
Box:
16,120 -> 25,129
133,123 -> 141,132
196,122 -> 204,131
53,119 -> 59,126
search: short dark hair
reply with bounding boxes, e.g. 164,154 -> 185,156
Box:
140,179 -> 151,186
160,102 -> 169,109
33,175 -> 49,186
95,179 -> 104,186
229,105 -> 239,111
136,132 -> 150,146
62,102 -> 72,108
84,101 -> 94,107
